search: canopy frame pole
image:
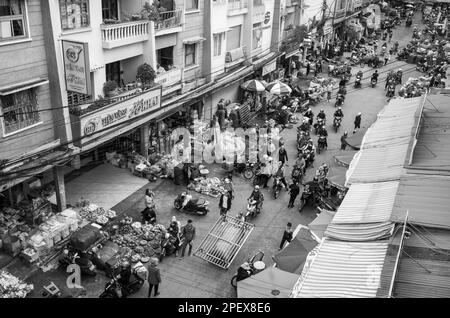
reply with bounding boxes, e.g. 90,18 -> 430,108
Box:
388,211 -> 408,298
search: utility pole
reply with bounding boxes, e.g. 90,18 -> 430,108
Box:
331,0 -> 338,43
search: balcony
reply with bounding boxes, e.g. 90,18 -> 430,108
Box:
154,10 -> 183,36
101,20 -> 149,49
225,46 -> 247,69
227,0 -> 248,15
154,66 -> 183,92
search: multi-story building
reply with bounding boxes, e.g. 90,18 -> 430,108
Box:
0,0 -> 71,211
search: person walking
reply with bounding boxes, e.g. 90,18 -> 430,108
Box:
306,62 -> 311,77
353,113 -> 362,133
219,190 -> 232,217
288,182 -> 300,208
326,82 -> 333,102
278,145 -> 288,166
180,219 -> 196,258
279,223 -> 294,250
147,258 -> 161,297
384,51 -> 390,66
223,177 -> 234,200
340,131 -> 349,150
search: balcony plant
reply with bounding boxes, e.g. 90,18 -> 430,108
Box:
103,80 -> 119,97
140,1 -> 167,22
136,63 -> 156,88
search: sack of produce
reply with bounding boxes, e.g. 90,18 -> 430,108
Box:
70,224 -> 101,251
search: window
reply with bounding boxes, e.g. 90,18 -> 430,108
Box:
0,0 -> 27,41
186,0 -> 199,11
252,23 -> 262,50
106,61 -> 121,86
185,43 -> 196,67
101,0 -> 117,20
67,91 -> 92,107
1,89 -> 40,135
213,33 -> 223,57
157,46 -> 174,70
253,0 -> 263,6
226,25 -> 241,51
59,0 -> 90,31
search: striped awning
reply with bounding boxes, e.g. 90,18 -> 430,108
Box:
291,240 -> 390,298
325,222 -> 395,241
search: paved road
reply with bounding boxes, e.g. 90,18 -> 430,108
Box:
22,12 -> 424,298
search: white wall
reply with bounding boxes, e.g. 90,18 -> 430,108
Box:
261,0 -> 275,55
211,1 -> 228,78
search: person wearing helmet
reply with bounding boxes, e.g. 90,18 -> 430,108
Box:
318,125 -> 328,149
341,131 -> 349,150
304,107 -> 314,125
248,185 -> 264,212
334,107 -> 344,118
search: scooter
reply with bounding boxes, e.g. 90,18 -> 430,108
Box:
386,85 -> 395,98
242,199 -> 262,221
231,250 -> 264,288
354,75 -> 362,88
99,266 -> 145,298
335,94 -> 345,108
299,187 -> 312,213
314,118 -> 325,134
291,166 -> 304,184
317,136 -> 327,154
174,193 -> 209,215
273,176 -> 284,199
333,116 -> 342,133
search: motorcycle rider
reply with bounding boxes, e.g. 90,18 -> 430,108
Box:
318,125 -> 328,149
304,108 -> 314,126
356,69 -> 363,79
317,109 -> 326,123
274,161 -> 288,190
396,68 -> 403,84
180,191 -> 193,210
371,70 -> 379,83
334,107 -> 344,128
295,153 -> 307,174
248,185 -> 264,213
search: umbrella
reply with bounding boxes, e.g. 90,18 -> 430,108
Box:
272,227 -> 318,274
345,130 -> 365,150
237,267 -> 300,298
240,79 -> 266,92
265,81 -> 292,95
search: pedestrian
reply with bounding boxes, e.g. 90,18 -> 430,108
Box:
279,222 -> 293,250
288,182 -> 300,208
340,131 -> 348,150
306,62 -> 310,77
145,189 -> 156,209
353,113 -> 362,133
326,82 -> 333,102
278,145 -> 288,166
384,51 -> 390,66
219,190 -> 232,217
180,219 -> 196,258
215,102 -> 226,131
223,177 -> 234,200
317,59 -> 323,74
147,258 -> 161,297
388,31 -> 393,42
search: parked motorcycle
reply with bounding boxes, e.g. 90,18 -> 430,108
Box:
231,250 -> 265,288
273,176 -> 284,199
317,136 -> 327,154
174,192 -> 209,215
333,116 -> 342,133
99,265 -> 145,298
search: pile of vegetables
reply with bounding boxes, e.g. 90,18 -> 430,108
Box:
187,177 -> 225,197
78,204 -> 116,224
0,270 -> 33,298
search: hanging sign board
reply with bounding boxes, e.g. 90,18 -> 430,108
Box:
62,40 -> 91,95
262,60 -> 277,76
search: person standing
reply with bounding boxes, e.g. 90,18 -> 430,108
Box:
223,177 -> 234,200
180,219 -> 196,258
306,62 -> 311,77
279,223 -> 294,250
384,51 -> 390,66
326,82 -> 333,102
340,131 -> 348,150
278,145 -> 288,166
219,190 -> 232,217
147,258 -> 161,297
288,182 -> 300,208
215,103 -> 226,131
353,113 -> 362,133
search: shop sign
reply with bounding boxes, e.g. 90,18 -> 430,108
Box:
323,20 -> 333,35
262,60 -> 277,76
154,68 -> 182,88
80,86 -> 162,137
264,11 -> 271,25
62,40 -> 91,95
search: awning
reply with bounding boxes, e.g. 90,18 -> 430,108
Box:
285,49 -> 300,59
183,36 -> 206,44
252,51 -> 282,70
308,210 -> 335,240
0,78 -> 49,96
237,267 -> 299,298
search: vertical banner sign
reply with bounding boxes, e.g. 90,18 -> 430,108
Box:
62,40 -> 91,95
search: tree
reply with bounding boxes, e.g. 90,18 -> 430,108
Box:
136,63 -> 156,87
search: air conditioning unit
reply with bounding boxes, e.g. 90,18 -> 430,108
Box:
225,47 -> 245,63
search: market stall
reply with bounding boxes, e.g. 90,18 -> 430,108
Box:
0,270 -> 33,298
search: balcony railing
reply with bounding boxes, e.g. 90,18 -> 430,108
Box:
154,10 -> 182,31
154,66 -> 182,88
101,20 -> 149,49
228,0 -> 248,13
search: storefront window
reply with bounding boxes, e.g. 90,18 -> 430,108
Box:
59,0 -> 90,31
1,88 -> 40,135
0,0 -> 27,41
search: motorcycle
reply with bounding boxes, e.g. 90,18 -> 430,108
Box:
231,250 -> 265,288
241,198 -> 262,222
174,193 -> 209,215
299,186 -> 313,213
314,118 -> 325,135
333,116 -> 342,133
233,161 -> 257,180
386,85 -> 395,97
99,265 -> 145,298
335,94 -> 345,108
354,75 -> 362,88
59,248 -> 97,277
371,77 -> 377,88
291,166 -> 304,184
273,176 -> 284,199
317,136 -> 327,154
252,164 -> 265,187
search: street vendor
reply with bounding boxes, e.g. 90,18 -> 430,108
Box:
279,106 -> 290,126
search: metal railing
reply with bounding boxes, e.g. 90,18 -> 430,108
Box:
101,20 -> 149,43
154,9 -> 183,31
228,0 -> 248,12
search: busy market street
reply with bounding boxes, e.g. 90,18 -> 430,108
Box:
1,0 -> 450,302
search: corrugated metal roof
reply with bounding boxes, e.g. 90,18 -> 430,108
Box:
362,116 -> 416,149
377,96 -> 424,118
332,181 -> 399,224
391,175 -> 450,229
346,145 -> 407,185
325,222 -> 394,241
292,240 -> 390,298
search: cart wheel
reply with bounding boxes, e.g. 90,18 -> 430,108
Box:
231,275 -> 238,288
243,168 -> 254,180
